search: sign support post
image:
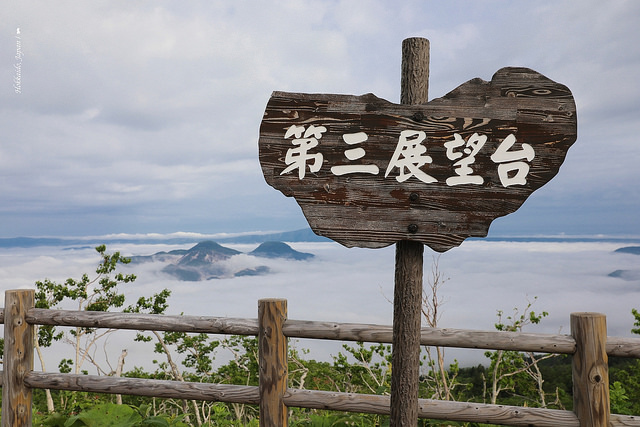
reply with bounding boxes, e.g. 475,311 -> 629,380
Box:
390,37 -> 429,426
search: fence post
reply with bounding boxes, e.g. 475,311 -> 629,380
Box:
259,298 -> 288,427
571,312 -> 610,427
2,289 -> 35,427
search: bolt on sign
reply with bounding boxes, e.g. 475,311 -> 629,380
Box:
258,67 -> 577,252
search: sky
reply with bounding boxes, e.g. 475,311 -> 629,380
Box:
2,1 -> 640,239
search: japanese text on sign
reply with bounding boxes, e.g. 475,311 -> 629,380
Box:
280,125 -> 535,188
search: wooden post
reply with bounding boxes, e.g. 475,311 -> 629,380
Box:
259,298 -> 288,427
400,37 -> 429,108
571,312 -> 610,427
2,289 -> 34,427
390,37 -> 429,426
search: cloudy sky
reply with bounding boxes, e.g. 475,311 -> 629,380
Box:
2,1 -> 639,239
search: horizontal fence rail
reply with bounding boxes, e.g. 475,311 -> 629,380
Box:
23,372 -> 261,405
1,371 -> 637,427
21,307 -> 640,358
15,372 -> 583,427
2,290 -> 640,427
26,308 -> 260,335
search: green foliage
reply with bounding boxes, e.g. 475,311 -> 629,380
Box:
483,298 -> 560,408
290,411 -> 390,426
610,357 -> 640,415
610,381 -> 631,414
28,245 -> 140,417
58,358 -> 73,374
632,308 -> 640,335
65,403 -> 141,426
162,331 -> 220,377
493,300 -> 548,333
33,245 -> 137,375
35,245 -> 136,315
216,336 -> 260,387
332,342 -> 391,395
608,308 -> 640,415
35,403 -> 189,427
126,289 -> 172,316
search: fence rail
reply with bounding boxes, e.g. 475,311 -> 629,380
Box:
21,307 -> 640,357
2,289 -> 640,426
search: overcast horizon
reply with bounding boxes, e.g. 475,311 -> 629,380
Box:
2,1 -> 640,240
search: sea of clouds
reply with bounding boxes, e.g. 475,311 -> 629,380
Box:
1,237 -> 638,372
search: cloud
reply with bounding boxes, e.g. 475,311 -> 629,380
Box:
1,1 -> 639,237
1,239 -> 639,370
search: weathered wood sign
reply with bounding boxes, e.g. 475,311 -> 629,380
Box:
258,67 -> 576,252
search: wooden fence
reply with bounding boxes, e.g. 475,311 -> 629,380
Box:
2,289 -> 640,426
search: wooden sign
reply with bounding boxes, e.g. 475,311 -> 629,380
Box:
258,67 -> 577,252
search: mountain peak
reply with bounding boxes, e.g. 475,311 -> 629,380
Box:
177,241 -> 241,267
132,240 -> 314,281
249,241 -> 314,260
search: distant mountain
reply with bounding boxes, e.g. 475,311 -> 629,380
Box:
0,237 -> 76,248
608,269 -> 640,281
249,241 -> 314,260
614,246 -> 640,255
129,249 -> 188,264
235,266 -> 271,277
608,247 -> 640,282
163,263 -> 218,281
130,240 -> 313,281
0,228 -> 329,249
217,228 -> 329,244
159,241 -> 241,281
175,241 -> 241,266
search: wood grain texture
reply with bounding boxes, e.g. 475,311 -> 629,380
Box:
571,312 -> 610,427
283,388 -> 581,426
391,240 -> 423,425
24,372 -> 260,404
258,67 -> 577,252
401,38 -> 429,105
606,336 -> 640,358
284,320 -> 578,353
259,299 -> 288,427
27,308 -> 259,335
23,307 -> 639,357
613,415 -> 640,427
2,290 -> 34,427
389,38 -> 429,427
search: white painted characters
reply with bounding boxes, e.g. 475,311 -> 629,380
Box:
490,134 -> 535,187
385,130 -> 437,184
280,125 -> 326,179
330,132 -> 379,176
280,125 -> 535,187
444,133 -> 487,186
